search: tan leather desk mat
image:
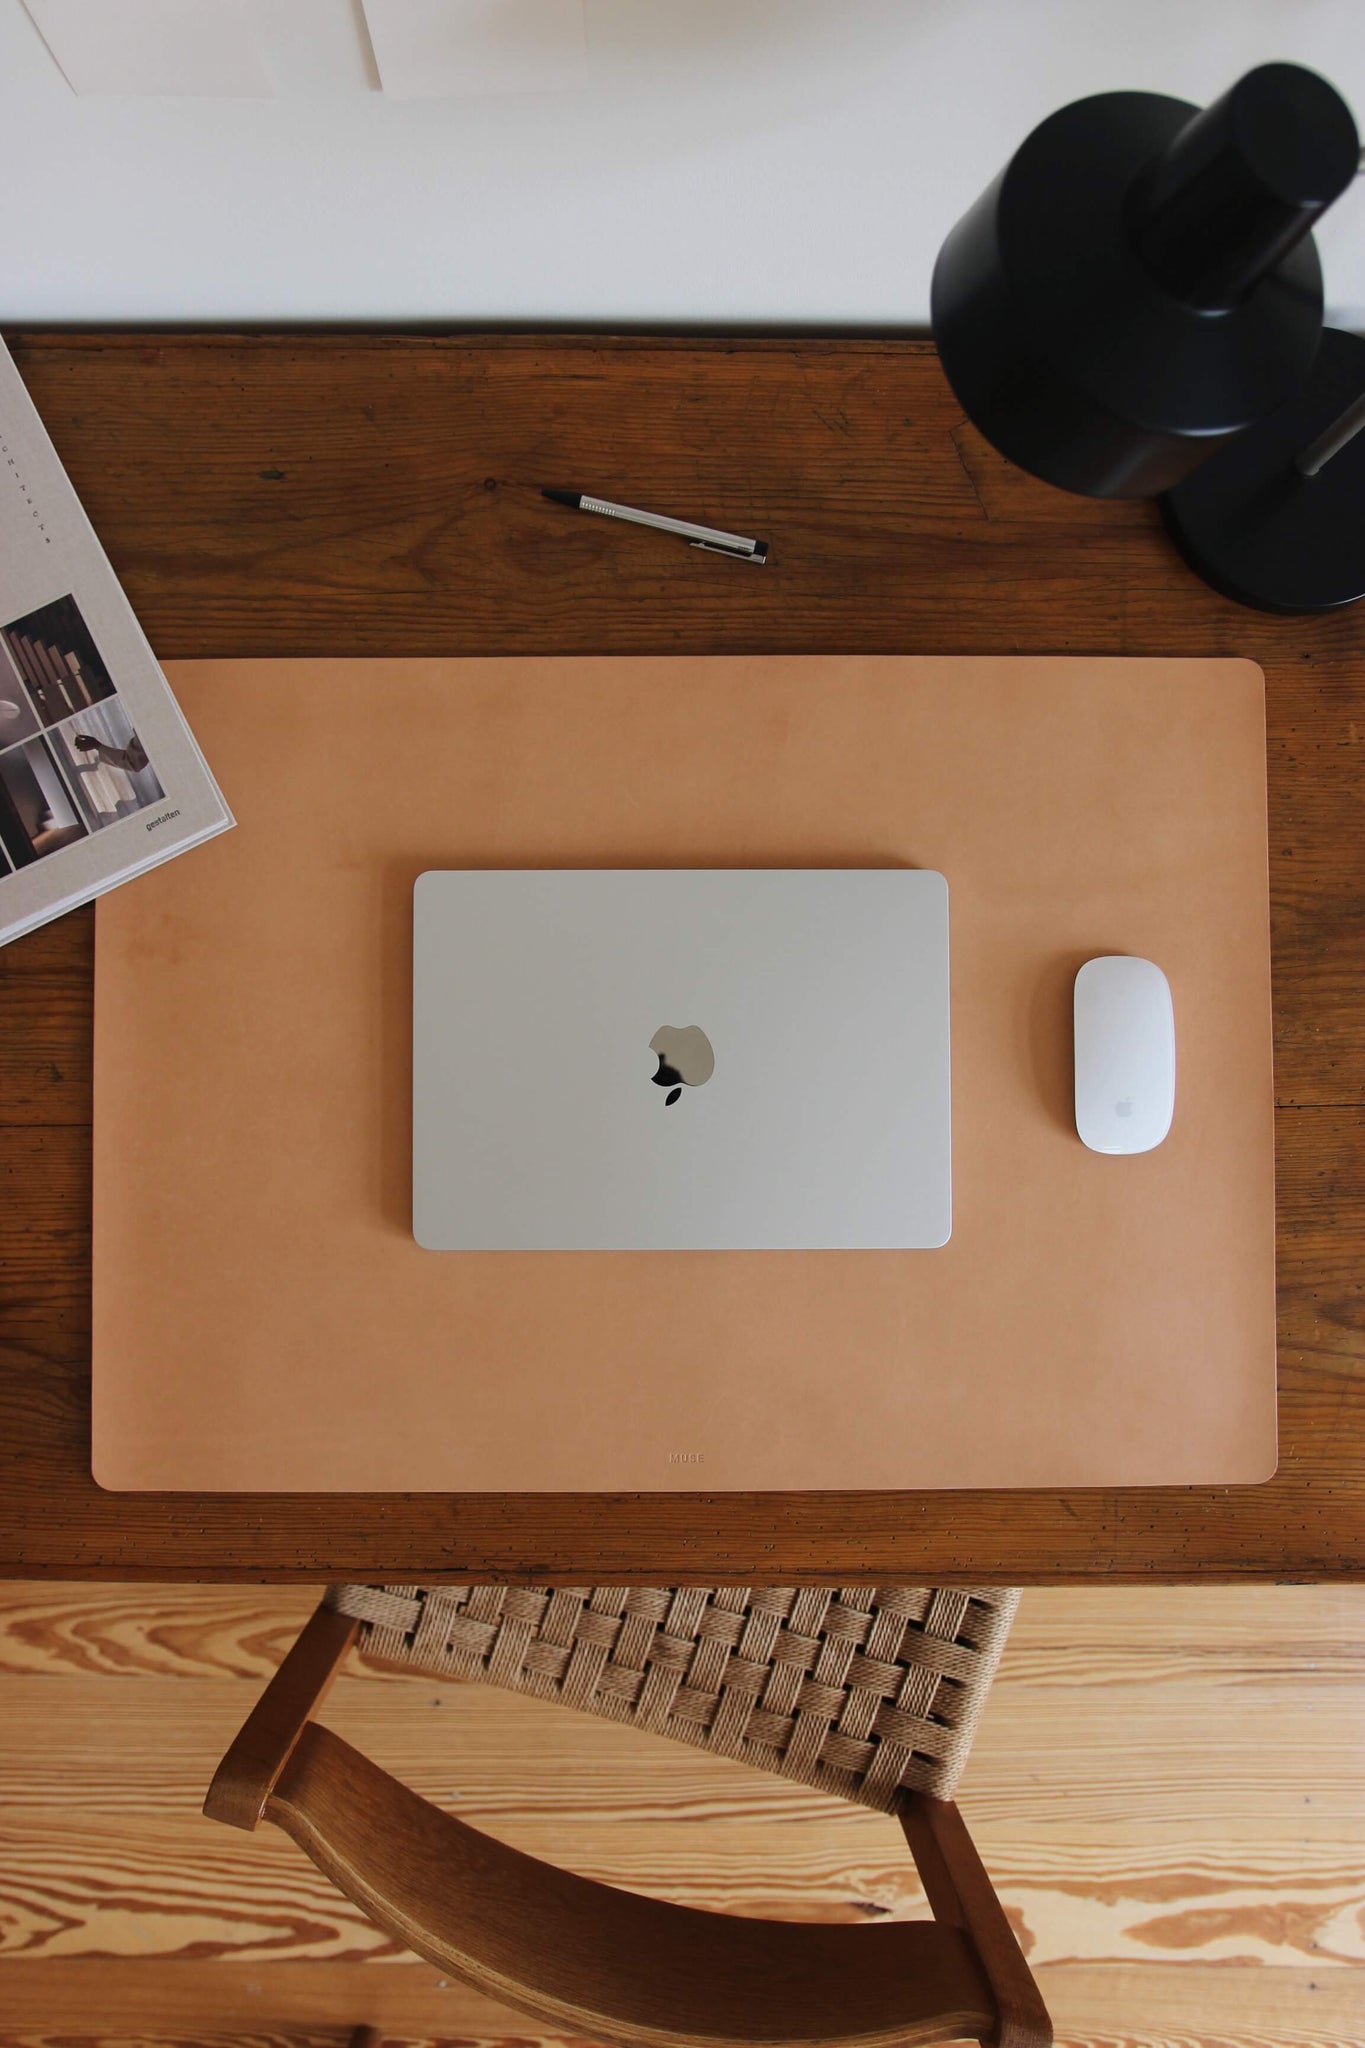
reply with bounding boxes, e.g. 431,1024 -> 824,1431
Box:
92,657 -> 1276,1492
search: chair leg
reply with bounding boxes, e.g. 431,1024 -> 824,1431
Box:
901,1794 -> 1052,2048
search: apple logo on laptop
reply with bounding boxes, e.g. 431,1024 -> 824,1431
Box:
650,1024 -> 714,1107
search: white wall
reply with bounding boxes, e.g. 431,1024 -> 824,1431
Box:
2,0 -> 1363,329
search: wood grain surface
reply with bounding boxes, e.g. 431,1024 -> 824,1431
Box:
1,1960 -> 1362,2048
0,1583 -> 1361,2048
0,332 -> 1362,1579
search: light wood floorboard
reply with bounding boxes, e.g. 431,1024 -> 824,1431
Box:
0,1584 -> 1361,2046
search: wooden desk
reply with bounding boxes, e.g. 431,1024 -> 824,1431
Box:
0,333 -> 1360,1583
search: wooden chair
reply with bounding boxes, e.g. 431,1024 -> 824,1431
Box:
206,1585 -> 1050,2048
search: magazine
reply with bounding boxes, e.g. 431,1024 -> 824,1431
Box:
0,340 -> 232,947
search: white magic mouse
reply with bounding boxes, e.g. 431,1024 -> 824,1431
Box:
1074,956 -> 1175,1155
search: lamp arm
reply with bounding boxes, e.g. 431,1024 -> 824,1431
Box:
1296,388 -> 1365,477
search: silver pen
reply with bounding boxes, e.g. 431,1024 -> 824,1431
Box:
542,488 -> 767,563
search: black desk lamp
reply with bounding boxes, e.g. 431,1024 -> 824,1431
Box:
931,63 -> 1365,612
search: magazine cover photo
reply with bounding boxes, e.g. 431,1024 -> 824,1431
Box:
0,593 -> 164,873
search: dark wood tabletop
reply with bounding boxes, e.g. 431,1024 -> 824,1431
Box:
1,331 -> 1360,1582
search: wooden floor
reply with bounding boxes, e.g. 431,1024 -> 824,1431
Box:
0,1584 -> 1361,2048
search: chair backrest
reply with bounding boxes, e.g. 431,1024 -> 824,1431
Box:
205,1597 -> 1051,2048
330,1582 -> 1020,1812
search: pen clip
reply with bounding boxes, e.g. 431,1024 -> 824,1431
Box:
689,539 -> 765,562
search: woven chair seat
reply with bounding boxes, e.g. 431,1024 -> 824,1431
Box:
328,1583 -> 1018,1813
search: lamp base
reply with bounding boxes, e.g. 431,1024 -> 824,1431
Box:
1162,328 -> 1365,613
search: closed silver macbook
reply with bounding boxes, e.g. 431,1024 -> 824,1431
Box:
412,868 -> 951,1251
